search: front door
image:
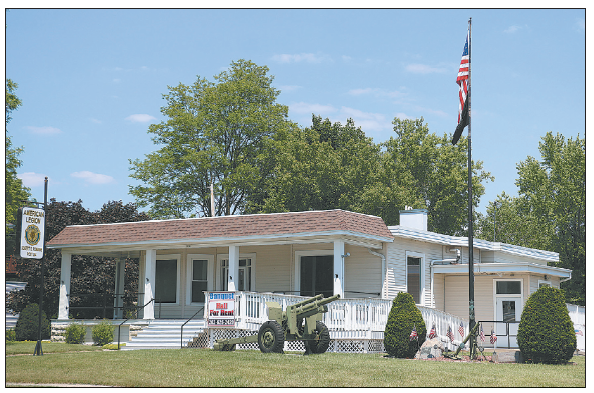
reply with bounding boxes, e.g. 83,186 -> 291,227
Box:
495,297 -> 521,347
300,255 -> 333,298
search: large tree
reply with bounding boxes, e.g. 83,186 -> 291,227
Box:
477,132 -> 585,305
6,200 -> 150,318
5,79 -> 31,255
249,115 -> 396,217
129,59 -> 293,219
382,117 -> 492,233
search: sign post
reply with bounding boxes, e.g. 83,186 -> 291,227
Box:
18,178 -> 48,355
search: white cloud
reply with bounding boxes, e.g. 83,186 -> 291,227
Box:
290,102 -> 336,115
125,114 -> 157,123
338,106 -> 392,132
504,24 -> 529,34
24,126 -> 62,135
405,63 -> 447,74
71,171 -> 115,185
271,53 -> 331,64
18,172 -> 47,188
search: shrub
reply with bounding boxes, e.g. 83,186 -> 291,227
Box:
517,286 -> 576,364
383,292 -> 426,358
92,319 -> 114,346
14,303 -> 51,341
6,328 -> 16,342
64,323 -> 87,344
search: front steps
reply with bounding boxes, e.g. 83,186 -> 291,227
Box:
123,319 -> 206,350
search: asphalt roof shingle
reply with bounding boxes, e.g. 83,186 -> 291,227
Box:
47,209 -> 393,247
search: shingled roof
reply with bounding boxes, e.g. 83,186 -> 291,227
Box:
47,209 -> 393,248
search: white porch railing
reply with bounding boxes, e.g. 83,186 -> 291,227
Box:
205,291 -> 469,352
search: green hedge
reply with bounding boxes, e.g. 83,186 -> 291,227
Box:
14,304 -> 51,341
517,286 -> 576,364
92,319 -> 115,346
65,323 -> 87,344
383,292 -> 426,358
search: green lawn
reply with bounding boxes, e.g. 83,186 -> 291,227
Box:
5,343 -> 585,387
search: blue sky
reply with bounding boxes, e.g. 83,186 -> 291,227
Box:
5,8 -> 586,217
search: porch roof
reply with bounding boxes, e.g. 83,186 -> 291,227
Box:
432,262 -> 571,278
47,209 -> 394,253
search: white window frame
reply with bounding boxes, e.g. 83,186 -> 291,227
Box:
155,254 -> 181,305
537,279 -> 553,289
405,251 -> 425,306
216,253 -> 256,292
294,249 -> 334,295
186,254 -> 214,305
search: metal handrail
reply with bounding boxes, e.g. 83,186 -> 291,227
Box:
477,320 -> 519,349
181,306 -> 204,349
117,298 -> 155,350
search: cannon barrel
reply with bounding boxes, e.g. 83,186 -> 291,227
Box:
290,294 -> 341,317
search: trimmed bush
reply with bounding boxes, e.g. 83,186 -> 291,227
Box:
383,292 -> 426,358
517,286 -> 576,364
6,328 -> 16,342
92,319 -> 115,346
14,303 -> 51,341
64,323 -> 87,344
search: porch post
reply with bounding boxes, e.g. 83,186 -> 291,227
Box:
144,249 -> 156,319
333,240 -> 345,298
228,245 -> 239,292
58,252 -> 71,320
113,257 -> 125,319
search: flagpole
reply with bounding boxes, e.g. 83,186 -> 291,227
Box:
466,17 -> 476,359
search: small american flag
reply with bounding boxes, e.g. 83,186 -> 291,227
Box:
575,329 -> 583,336
447,326 -> 454,343
479,324 -> 485,342
490,329 -> 497,344
409,324 -> 418,341
428,324 -> 436,339
458,322 -> 464,337
452,29 -> 470,146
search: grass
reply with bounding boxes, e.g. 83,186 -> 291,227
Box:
5,344 -> 585,387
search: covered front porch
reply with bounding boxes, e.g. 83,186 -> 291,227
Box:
48,210 -> 395,322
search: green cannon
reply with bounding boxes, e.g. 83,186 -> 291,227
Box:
213,293 -> 340,355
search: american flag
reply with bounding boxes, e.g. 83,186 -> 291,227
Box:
452,29 -> 470,146
479,324 -> 485,342
447,326 -> 454,343
458,322 -> 464,337
409,324 -> 418,341
575,329 -> 583,336
428,324 -> 436,339
490,329 -> 497,344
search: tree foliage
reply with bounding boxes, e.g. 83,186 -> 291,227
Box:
477,132 -> 585,305
6,200 -> 150,318
383,117 -> 492,233
5,79 -> 31,255
15,303 -> 51,341
129,59 -> 293,219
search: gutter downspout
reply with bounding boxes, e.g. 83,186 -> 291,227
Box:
368,249 -> 386,299
430,249 -> 461,308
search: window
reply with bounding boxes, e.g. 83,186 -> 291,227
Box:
300,255 -> 333,298
407,256 -> 422,304
496,281 -> 521,295
191,259 -> 208,303
155,259 -> 177,303
220,258 -> 252,291
538,281 -> 551,289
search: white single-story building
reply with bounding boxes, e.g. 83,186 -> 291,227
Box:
46,208 -> 572,351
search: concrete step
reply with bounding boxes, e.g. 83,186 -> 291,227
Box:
123,319 -> 206,350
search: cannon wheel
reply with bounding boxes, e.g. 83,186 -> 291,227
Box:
258,320 -> 285,353
304,321 -> 331,354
